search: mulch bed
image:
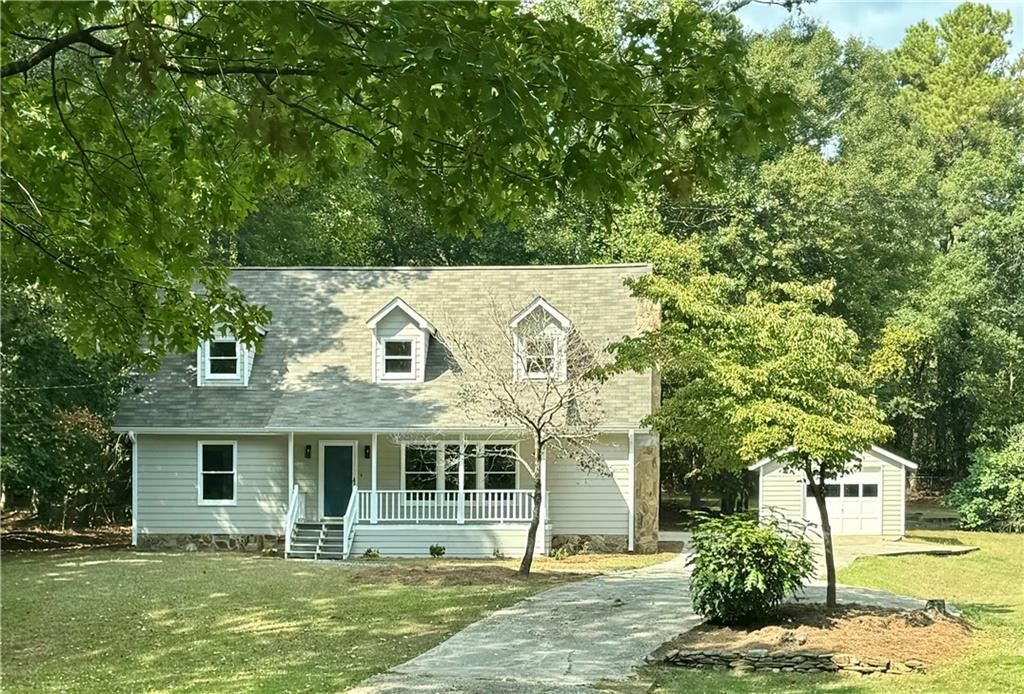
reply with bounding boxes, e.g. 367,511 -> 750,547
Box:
1,521 -> 131,553
666,603 -> 971,663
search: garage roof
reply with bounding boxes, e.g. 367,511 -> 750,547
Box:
747,446 -> 918,471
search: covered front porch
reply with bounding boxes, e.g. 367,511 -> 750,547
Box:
282,431 -> 555,560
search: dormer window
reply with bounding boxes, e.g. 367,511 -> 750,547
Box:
524,334 -> 557,378
383,339 -> 415,379
510,297 -> 571,381
207,337 -> 240,379
367,297 -> 435,384
197,328 -> 259,387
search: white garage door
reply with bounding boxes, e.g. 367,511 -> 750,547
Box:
803,470 -> 882,535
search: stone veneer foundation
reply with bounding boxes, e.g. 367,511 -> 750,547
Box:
137,533 -> 283,553
551,533 -> 629,553
633,434 -> 660,553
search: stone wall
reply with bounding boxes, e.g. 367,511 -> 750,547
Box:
651,648 -> 928,675
137,533 -> 283,553
551,533 -> 627,553
633,434 -> 660,553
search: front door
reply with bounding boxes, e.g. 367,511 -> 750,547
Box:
323,445 -> 354,517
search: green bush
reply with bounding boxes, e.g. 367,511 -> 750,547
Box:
688,515 -> 814,625
429,543 -> 446,558
948,427 -> 1024,532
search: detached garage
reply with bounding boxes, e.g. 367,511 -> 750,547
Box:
750,446 -> 918,538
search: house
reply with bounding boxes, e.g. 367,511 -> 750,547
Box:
749,447 -> 918,538
114,264 -> 661,559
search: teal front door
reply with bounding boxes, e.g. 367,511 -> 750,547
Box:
323,445 -> 354,517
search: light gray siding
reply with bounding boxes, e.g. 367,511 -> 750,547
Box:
137,434 -> 288,534
351,524 -> 535,558
758,462 -> 804,525
876,452 -> 905,537
548,434 -> 630,536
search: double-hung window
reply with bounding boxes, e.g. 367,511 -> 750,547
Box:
523,334 -> 557,378
198,441 -> 236,505
482,444 -> 517,489
206,336 -> 240,379
404,445 -> 437,491
382,339 -> 414,379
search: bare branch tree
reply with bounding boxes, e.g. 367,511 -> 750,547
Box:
437,296 -> 608,576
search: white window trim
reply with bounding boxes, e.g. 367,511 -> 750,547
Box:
520,332 -> 561,380
204,336 -> 242,380
400,440 -> 521,492
197,440 -> 238,506
514,331 -> 566,381
381,337 -> 416,381
479,442 -> 521,490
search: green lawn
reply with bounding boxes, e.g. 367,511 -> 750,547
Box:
644,530 -> 1024,693
1,549 -> 671,693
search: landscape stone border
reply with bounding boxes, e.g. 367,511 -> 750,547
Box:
651,648 -> 928,675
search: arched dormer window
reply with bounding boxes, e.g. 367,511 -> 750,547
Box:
509,297 -> 570,381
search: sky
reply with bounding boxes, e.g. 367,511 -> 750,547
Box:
737,1 -> 1024,55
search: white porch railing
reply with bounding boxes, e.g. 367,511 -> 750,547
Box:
342,485 -> 359,558
357,490 -> 534,524
284,484 -> 304,555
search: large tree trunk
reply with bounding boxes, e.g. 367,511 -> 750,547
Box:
810,486 -> 838,608
518,436 -> 544,577
688,478 -> 702,509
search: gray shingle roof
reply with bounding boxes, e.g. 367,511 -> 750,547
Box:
115,264 -> 656,431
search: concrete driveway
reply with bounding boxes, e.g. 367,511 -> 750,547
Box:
351,534 -> 970,692
351,551 -> 701,693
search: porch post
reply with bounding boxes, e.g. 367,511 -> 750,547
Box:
371,432 -> 379,524
457,432 -> 466,524
286,431 -> 294,555
539,447 -> 548,553
287,431 -> 295,493
129,431 -> 138,547
627,429 -> 636,552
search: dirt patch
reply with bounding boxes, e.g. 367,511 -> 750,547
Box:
669,603 -> 971,663
2,523 -> 131,553
345,565 -> 586,588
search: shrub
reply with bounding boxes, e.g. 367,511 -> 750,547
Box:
948,428 -> 1024,532
429,543 -> 446,558
362,548 -> 380,560
688,515 -> 814,625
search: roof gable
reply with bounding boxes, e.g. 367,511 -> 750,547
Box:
509,296 -> 571,329
748,446 -> 918,471
366,297 -> 435,334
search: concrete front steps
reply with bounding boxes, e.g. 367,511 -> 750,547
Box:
286,521 -> 345,560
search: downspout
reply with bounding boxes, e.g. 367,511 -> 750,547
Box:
128,431 -> 138,547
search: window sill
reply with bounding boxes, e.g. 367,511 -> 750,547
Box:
198,499 -> 238,507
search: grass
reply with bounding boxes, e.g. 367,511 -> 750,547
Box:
642,530 -> 1024,693
1,549 -> 673,693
